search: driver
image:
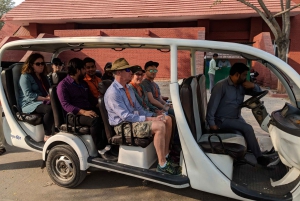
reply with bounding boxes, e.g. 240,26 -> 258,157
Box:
206,62 -> 275,167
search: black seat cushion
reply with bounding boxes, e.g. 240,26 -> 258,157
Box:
16,112 -> 43,125
199,133 -> 247,159
60,124 -> 90,135
111,135 -> 153,148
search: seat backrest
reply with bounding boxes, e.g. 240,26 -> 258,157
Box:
50,86 -> 66,129
1,63 -> 24,113
180,76 -> 202,141
98,80 -> 115,143
195,74 -> 208,130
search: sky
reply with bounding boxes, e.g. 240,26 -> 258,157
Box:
14,0 -> 25,6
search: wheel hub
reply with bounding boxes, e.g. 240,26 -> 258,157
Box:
55,156 -> 74,179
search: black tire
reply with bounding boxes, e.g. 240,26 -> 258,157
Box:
46,144 -> 86,188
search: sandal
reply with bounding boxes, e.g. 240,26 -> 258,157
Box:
44,135 -> 52,142
0,148 -> 6,155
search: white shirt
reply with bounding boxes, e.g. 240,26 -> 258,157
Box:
208,59 -> 219,75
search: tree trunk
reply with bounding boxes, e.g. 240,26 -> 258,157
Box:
275,37 -> 289,93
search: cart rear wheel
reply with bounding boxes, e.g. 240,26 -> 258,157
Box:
46,144 -> 86,188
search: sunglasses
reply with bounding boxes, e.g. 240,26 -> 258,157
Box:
124,68 -> 132,73
34,62 -> 46,66
147,69 -> 158,73
135,73 -> 144,76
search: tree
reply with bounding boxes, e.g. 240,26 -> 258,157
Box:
0,0 -> 15,28
213,0 -> 300,92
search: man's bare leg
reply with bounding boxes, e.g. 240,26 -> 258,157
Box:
151,121 -> 167,166
164,116 -> 172,155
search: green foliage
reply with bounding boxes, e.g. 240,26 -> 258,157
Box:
0,0 -> 15,28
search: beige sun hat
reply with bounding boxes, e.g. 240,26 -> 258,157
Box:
110,58 -> 135,71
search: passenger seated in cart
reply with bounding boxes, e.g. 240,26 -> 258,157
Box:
101,62 -> 114,81
18,53 -> 54,142
47,58 -> 64,85
141,61 -> 174,116
128,65 -> 163,116
83,57 -> 102,106
206,62 -> 276,167
104,58 -> 180,175
57,58 -> 116,161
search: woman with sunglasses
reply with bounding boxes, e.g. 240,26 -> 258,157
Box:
18,53 -> 54,142
128,65 -> 162,116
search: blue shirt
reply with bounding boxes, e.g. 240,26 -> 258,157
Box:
206,77 -> 261,126
104,80 -> 153,126
18,73 -> 49,113
57,75 -> 92,114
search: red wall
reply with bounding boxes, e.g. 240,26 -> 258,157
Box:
55,28 -> 205,80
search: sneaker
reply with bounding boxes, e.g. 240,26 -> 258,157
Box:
166,154 -> 179,167
157,161 -> 181,175
257,156 -> 278,167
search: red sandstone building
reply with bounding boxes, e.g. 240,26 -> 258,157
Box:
1,0 -> 300,89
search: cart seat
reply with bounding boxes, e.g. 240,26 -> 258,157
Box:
1,63 -> 42,125
180,76 -> 247,159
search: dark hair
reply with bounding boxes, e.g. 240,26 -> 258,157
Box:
67,58 -> 84,76
104,62 -> 112,70
83,57 -> 95,66
52,58 -> 63,66
21,53 -> 47,75
213,53 -> 218,57
230,63 -> 249,76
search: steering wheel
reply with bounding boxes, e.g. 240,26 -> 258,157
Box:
240,90 -> 269,109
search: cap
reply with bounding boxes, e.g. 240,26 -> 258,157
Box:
110,58 -> 135,71
144,60 -> 159,70
52,58 -> 63,66
131,65 -> 145,74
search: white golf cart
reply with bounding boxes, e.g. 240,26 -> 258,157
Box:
1,37 -> 300,201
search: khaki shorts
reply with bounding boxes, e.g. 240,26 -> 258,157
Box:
114,121 -> 152,138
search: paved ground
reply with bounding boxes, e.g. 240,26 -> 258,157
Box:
0,82 -> 290,201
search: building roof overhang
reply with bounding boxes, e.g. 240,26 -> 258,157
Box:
0,37 -> 262,60
2,0 -> 300,26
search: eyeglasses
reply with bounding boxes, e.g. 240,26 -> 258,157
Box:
124,68 -> 132,73
34,62 -> 46,66
147,69 -> 158,73
135,73 -> 144,76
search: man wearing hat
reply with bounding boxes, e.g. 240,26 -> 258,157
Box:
101,62 -> 114,81
105,58 -> 180,175
141,61 -> 174,116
